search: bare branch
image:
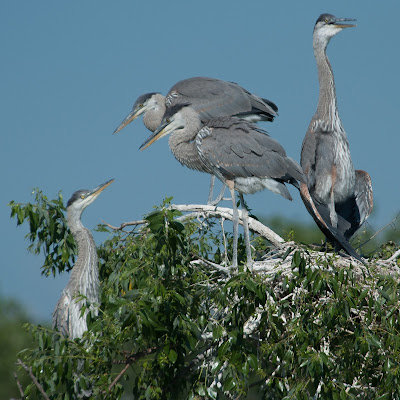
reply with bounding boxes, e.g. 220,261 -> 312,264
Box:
362,213 -> 400,244
388,248 -> 400,262
190,258 -> 231,274
17,359 -> 50,400
169,204 -> 285,247
108,347 -> 157,392
101,203 -> 285,246
102,219 -> 147,231
13,372 -> 25,400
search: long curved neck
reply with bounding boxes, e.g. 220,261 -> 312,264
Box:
169,130 -> 204,172
66,211 -> 99,302
313,45 -> 342,132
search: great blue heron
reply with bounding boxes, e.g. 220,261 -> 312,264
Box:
52,179 -> 114,339
139,105 -> 303,270
113,77 -> 278,204
301,14 -> 373,249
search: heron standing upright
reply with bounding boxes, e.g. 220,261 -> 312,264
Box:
139,105 -> 304,269
53,179 -> 114,339
113,77 -> 278,204
301,14 -> 373,249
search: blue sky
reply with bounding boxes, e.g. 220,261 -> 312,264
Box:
2,1 -> 398,321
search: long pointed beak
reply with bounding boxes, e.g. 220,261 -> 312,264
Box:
334,17 -> 356,28
89,179 -> 114,198
139,122 -> 168,150
113,110 -> 140,135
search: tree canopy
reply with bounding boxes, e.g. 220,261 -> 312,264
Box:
8,190 -> 400,399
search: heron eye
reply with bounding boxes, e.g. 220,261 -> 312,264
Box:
139,103 -> 143,107
325,18 -> 329,23
80,194 -> 85,199
166,118 -> 171,124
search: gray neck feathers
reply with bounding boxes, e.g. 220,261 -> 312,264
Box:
168,112 -> 207,172
66,211 -> 100,303
313,46 -> 343,133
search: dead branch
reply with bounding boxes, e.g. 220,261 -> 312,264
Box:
17,359 -> 50,400
13,372 -> 25,400
102,219 -> 147,231
361,213 -> 400,244
170,204 -> 285,247
101,203 -> 285,246
190,258 -> 231,274
388,248 -> 400,262
108,347 -> 157,392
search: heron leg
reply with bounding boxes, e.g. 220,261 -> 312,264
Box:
209,184 -> 227,206
208,175 -> 226,206
239,193 -> 252,272
227,181 -> 238,270
207,175 -> 216,205
329,191 -> 338,228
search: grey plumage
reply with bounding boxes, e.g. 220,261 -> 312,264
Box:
113,77 -> 278,205
140,105 -> 303,269
164,77 -> 278,123
300,13 -> 373,252
52,179 -> 113,339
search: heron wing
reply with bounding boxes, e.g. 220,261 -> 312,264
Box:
354,170 -> 373,226
299,183 -> 364,263
166,77 -> 277,122
301,122 -> 339,192
334,170 -> 373,239
197,117 -> 303,183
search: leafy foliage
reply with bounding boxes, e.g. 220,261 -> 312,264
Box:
9,189 -> 76,276
9,191 -> 400,399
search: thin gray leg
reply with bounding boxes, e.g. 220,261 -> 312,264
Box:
208,175 -> 227,206
239,193 -> 252,272
207,175 -> 216,205
229,185 -> 238,270
209,184 -> 227,206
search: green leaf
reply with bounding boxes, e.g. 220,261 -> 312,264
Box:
168,349 -> 178,364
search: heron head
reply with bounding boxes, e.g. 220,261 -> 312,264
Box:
67,179 -> 114,216
313,13 -> 356,47
113,92 -> 161,135
139,104 -> 190,150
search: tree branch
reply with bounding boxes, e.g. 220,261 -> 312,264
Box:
170,204 -> 285,247
102,219 -> 147,231
102,203 -> 285,246
13,372 -> 25,400
388,248 -> 400,262
17,359 -> 50,400
108,347 -> 157,392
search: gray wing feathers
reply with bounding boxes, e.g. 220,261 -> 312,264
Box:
198,118 -> 303,182
167,77 -> 277,122
354,170 -> 373,226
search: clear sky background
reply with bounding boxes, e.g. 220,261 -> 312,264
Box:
1,1 -> 398,322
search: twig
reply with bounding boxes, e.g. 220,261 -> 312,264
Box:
13,372 -> 25,399
388,248 -> 400,262
17,359 -> 50,400
108,347 -> 157,392
102,219 -> 147,231
363,213 -> 400,244
190,258 -> 231,274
